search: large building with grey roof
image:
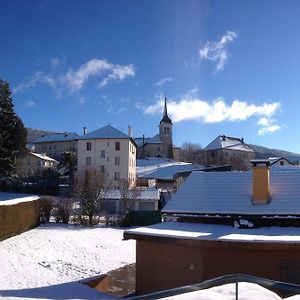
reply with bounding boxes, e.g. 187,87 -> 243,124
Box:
198,135 -> 255,170
77,124 -> 136,187
32,132 -> 79,160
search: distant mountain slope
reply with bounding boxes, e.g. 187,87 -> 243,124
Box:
26,128 -> 59,144
249,144 -> 300,162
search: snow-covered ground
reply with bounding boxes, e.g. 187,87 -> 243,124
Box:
0,223 -> 135,299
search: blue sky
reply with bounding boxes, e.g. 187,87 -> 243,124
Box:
1,0 -> 300,152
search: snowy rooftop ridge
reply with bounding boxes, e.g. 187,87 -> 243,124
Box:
31,152 -> 58,162
136,159 -> 203,180
203,135 -> 254,152
100,188 -> 160,200
163,168 -> 300,216
0,192 -> 40,206
77,124 -> 131,140
32,132 -> 79,143
125,221 -> 300,243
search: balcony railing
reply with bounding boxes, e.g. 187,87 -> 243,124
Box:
127,274 -> 300,300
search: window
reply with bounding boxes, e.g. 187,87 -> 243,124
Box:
164,127 -> 166,133
115,141 -> 120,150
100,165 -> 105,173
280,161 -> 284,166
167,127 -> 169,134
87,142 -> 92,151
115,156 -> 120,165
86,157 -> 91,166
101,150 -> 105,158
107,142 -> 109,147
114,172 -> 120,180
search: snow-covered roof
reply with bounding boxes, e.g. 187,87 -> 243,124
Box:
30,152 -> 58,163
145,134 -> 163,144
136,159 -> 204,180
33,132 -> 79,143
163,168 -> 300,216
268,157 -> 295,165
100,188 -> 160,200
77,125 -> 131,140
134,134 -> 163,146
0,193 -> 40,206
125,221 -> 300,242
203,135 -> 254,152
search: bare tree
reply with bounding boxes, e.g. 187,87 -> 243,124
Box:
179,142 -> 202,163
77,168 -> 106,225
118,179 -> 141,225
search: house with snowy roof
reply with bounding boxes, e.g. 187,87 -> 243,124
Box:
77,124 -> 136,187
124,160 -> 300,294
135,98 -> 174,159
32,132 -> 79,161
16,152 -> 58,177
198,135 -> 255,170
268,157 -> 295,167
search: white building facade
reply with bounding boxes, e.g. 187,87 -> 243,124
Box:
77,125 -> 136,187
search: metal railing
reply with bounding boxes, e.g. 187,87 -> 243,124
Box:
127,274 -> 300,300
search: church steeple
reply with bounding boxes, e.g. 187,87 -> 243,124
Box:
160,97 -> 172,124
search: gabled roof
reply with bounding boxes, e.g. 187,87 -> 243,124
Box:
163,168 -> 300,216
203,135 -> 254,152
77,125 -> 131,140
268,157 -> 295,166
33,132 -> 79,143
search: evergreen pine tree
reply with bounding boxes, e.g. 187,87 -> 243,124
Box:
0,79 -> 27,176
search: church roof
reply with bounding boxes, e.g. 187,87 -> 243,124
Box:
160,97 -> 172,124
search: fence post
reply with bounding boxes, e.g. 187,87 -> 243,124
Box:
235,281 -> 238,300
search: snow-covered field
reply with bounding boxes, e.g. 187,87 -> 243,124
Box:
0,223 -> 135,299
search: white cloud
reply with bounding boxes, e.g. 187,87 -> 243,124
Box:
50,57 -> 62,68
199,31 -> 237,72
257,117 -> 281,135
64,59 -> 135,91
14,58 -> 135,95
140,92 -> 281,135
13,72 -> 44,93
154,76 -> 173,87
25,100 -> 36,107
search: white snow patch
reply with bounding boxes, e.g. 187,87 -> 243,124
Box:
0,223 -> 135,299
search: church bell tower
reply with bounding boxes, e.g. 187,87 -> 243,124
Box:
159,97 -> 173,159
